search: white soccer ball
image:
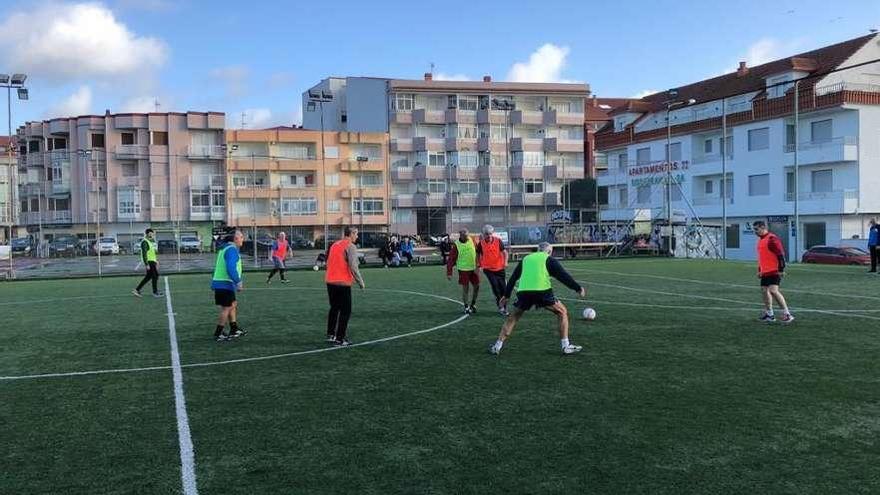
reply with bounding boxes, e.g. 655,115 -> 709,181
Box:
313,265 -> 319,271
582,307 -> 597,321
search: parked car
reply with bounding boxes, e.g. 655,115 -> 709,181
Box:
10,237 -> 32,254
179,236 -> 202,253
238,235 -> 274,257
157,239 -> 178,254
93,237 -> 120,255
49,235 -> 79,257
289,235 -> 314,249
801,245 -> 871,265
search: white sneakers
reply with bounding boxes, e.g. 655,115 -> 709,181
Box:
562,344 -> 583,355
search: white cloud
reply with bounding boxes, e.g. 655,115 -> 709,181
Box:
266,71 -> 295,89
0,2 -> 166,82
114,0 -> 176,11
434,72 -> 471,81
120,95 -> 160,113
209,65 -> 250,99
506,44 -> 577,83
631,89 -> 660,99
47,86 -> 93,118
236,107 -> 302,129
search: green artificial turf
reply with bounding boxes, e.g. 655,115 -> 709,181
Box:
2,259 -> 879,494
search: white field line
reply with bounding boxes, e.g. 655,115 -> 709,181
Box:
164,278 -> 199,495
559,297 -> 880,314
0,288 -> 467,381
569,267 -> 880,302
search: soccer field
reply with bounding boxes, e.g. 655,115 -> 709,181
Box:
3,258 -> 879,494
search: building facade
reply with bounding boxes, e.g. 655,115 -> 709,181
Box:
224,128 -> 389,241
303,75 -> 589,236
595,34 -> 880,261
16,112 -> 226,249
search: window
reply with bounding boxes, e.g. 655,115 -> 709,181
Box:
325,174 -> 339,186
748,174 -> 770,196
121,133 -> 135,145
324,146 -> 339,159
490,124 -> 508,141
458,180 -> 479,194
523,179 -> 544,194
152,192 -> 169,208
349,144 -> 382,160
811,119 -> 832,143
516,151 -> 544,168
150,131 -> 168,146
277,143 -> 315,159
767,75 -> 793,98
121,162 -> 138,177
393,93 -> 414,111
353,173 -> 383,187
637,184 -> 651,203
211,188 -> 225,210
704,180 -> 714,194
786,171 -> 795,199
726,223 -> 740,249
490,153 -> 506,167
458,95 -> 479,111
449,151 -> 478,168
352,198 -> 384,215
618,188 -> 628,206
455,125 -> 478,139
281,198 -> 317,216
91,134 -> 105,148
748,128 -> 769,151
286,174 -> 316,188
636,147 -> 651,164
785,123 -> 796,151
811,169 -> 833,193
664,142 -> 682,161
428,152 -> 446,167
723,135 -> 733,156
118,188 -> 140,216
490,181 -> 510,194
704,139 -> 713,154
191,190 -> 210,209
428,180 -> 447,193
618,153 -> 628,171
327,200 -> 341,212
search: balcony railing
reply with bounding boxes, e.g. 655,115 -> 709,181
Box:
187,144 -> 225,159
785,189 -> 858,202
116,145 -> 149,158
783,135 -> 857,153
691,153 -> 733,164
691,195 -> 734,206
48,210 -> 72,222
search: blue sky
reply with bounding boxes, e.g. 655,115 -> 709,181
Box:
1,0 -> 878,131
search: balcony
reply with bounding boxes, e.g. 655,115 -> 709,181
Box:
390,138 -> 414,153
477,164 -> 509,179
48,120 -> 70,134
340,186 -> 385,199
784,189 -> 859,214
445,137 -> 479,151
476,192 -> 508,206
449,166 -> 478,180
26,154 -> 43,167
477,109 -> 506,124
450,194 -> 477,207
445,109 -> 477,124
510,110 -> 543,125
413,137 -> 446,152
691,153 -> 733,165
691,195 -> 734,206
389,111 -> 413,125
510,192 -> 544,206
543,110 -> 584,126
543,192 -> 561,206
187,144 -> 225,160
477,137 -> 506,152
412,109 -> 446,124
116,145 -> 149,159
115,114 -> 149,129
510,138 -> 543,152
783,136 -> 858,165
47,210 -> 73,223
543,138 -> 583,153
413,165 -> 447,180
50,179 -> 70,196
544,164 -> 585,180
510,165 -> 544,179
191,205 -> 226,221
340,159 -> 385,172
393,194 -> 415,208
391,167 -> 415,181
412,192 -> 446,207
21,183 -> 42,196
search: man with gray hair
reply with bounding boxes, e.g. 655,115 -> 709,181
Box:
490,242 -> 586,355
476,224 -> 509,316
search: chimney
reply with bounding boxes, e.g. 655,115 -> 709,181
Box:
424,72 -> 433,81
483,75 -> 492,82
590,95 -> 598,107
737,61 -> 749,77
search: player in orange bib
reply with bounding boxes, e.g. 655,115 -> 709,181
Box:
266,232 -> 292,284
325,226 -> 365,346
753,220 -> 794,324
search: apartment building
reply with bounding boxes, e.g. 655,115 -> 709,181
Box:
225,128 -> 388,240
303,75 -> 588,236
595,33 -> 880,261
17,111 -> 226,248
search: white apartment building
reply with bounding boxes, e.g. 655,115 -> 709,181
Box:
596,33 -> 880,261
303,75 -> 588,237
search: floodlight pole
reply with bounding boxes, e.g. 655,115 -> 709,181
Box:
308,89 -> 333,246
793,80 -> 800,263
3,74 -> 27,277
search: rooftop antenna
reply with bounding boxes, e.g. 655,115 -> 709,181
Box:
429,62 -> 435,76
153,98 -> 160,112
241,112 -> 247,129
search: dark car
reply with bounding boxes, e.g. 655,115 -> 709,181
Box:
11,237 -> 32,254
157,239 -> 178,254
238,236 -> 274,257
801,245 -> 871,265
289,235 -> 314,249
49,235 -> 79,257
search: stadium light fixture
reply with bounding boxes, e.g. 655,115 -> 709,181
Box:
0,74 -> 9,84
17,88 -> 28,100
11,74 -> 27,85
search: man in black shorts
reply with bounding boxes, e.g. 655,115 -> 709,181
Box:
489,242 -> 586,355
211,230 -> 247,341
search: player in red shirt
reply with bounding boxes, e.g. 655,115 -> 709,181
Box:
753,220 -> 794,324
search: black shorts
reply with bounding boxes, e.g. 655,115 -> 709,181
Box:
760,275 -> 782,287
514,290 -> 558,311
214,289 -> 236,307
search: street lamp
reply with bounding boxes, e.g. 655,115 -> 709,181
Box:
664,91 -> 696,257
356,155 -> 368,233
1,72 -> 27,277
307,89 -> 333,246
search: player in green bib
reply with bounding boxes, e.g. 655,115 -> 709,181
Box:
446,228 -> 480,314
490,242 -> 586,356
132,228 -> 163,298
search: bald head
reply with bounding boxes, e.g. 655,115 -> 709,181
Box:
538,242 -> 552,254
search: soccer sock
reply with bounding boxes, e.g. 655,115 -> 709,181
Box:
230,321 -> 239,331
766,309 -> 774,316
494,339 -> 504,349
561,338 -> 570,348
214,325 -> 225,337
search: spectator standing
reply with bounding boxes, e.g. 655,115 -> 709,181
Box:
868,218 -> 879,273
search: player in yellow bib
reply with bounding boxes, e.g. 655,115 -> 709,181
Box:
446,228 -> 480,314
132,228 -> 162,298
490,242 -> 586,356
